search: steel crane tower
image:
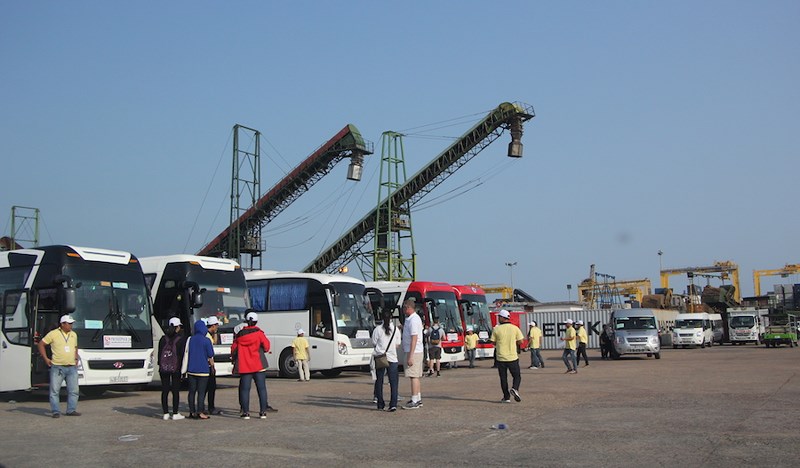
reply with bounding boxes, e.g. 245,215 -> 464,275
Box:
303,102 -> 535,274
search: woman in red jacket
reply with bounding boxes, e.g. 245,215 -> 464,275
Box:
231,311 -> 271,419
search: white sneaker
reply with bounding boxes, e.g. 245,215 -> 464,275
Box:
162,413 -> 170,420
171,413 -> 186,420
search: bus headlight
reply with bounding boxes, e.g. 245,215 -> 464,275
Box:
338,342 -> 348,355
147,350 -> 155,369
76,356 -> 84,372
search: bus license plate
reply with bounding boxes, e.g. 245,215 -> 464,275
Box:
110,376 -> 129,383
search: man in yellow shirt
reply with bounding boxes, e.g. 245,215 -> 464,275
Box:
527,321 -> 544,369
575,320 -> 590,367
464,327 -> 478,368
560,319 -> 578,374
490,310 -> 524,403
292,329 -> 311,381
38,314 -> 80,417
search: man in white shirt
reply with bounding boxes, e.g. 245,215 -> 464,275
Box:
401,299 -> 424,409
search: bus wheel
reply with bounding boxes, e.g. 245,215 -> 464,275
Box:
279,349 -> 299,379
81,386 -> 106,398
319,369 -> 342,378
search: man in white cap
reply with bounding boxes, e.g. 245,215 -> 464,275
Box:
38,315 -> 80,417
464,326 -> 478,368
575,320 -> 589,367
560,319 -> 578,374
490,310 -> 524,403
204,316 -> 221,414
292,328 -> 311,381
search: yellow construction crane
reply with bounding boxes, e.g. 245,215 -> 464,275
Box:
753,264 -> 800,296
473,284 -> 514,300
660,260 -> 741,303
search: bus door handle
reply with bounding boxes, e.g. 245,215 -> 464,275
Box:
1,341 -> 7,349
312,345 -> 318,349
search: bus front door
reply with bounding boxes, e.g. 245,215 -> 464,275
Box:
1,290 -> 34,391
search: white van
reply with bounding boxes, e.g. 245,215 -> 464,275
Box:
672,312 -> 714,348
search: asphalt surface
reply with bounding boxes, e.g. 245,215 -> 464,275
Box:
1,344 -> 799,467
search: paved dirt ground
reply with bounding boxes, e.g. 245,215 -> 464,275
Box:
1,345 -> 799,467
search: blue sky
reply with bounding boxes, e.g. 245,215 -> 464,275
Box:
2,1 -> 798,300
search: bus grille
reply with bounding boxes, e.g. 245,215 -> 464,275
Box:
444,346 -> 462,354
88,360 -> 145,370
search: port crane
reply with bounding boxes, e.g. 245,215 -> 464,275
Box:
302,102 -> 535,274
753,264 -> 800,296
660,260 -> 741,303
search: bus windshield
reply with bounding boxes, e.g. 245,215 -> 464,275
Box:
614,316 -> 657,330
65,264 -> 153,349
428,291 -> 463,333
460,294 -> 492,335
185,268 -> 249,335
332,282 -> 375,338
730,316 -> 756,328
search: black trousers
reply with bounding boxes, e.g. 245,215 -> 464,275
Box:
577,343 -> 589,365
159,371 -> 181,414
496,359 -> 521,400
206,373 -> 217,410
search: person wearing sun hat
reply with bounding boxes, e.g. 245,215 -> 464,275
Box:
38,314 -> 80,418
490,310 -> 525,403
292,328 -> 311,382
231,310 -> 272,419
560,319 -> 578,374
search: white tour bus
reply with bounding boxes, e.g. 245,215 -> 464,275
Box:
140,255 -> 250,376
245,270 -> 376,378
0,245 -> 155,394
672,312 -> 714,348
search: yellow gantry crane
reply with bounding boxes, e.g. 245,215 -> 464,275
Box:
753,264 -> 800,296
474,284 -> 514,300
659,260 -> 741,303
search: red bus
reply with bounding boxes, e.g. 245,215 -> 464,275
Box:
366,281 -> 465,365
452,285 -> 494,359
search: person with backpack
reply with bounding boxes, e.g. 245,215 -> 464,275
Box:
158,317 -> 187,420
426,319 -> 444,377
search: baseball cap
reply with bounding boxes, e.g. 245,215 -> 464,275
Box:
245,311 -> 258,322
565,319 -> 574,324
466,326 -> 474,332
498,309 -> 511,319
576,320 -> 584,325
205,316 -> 220,326
60,314 -> 76,324
530,320 -> 537,326
297,328 -> 305,335
168,317 -> 182,327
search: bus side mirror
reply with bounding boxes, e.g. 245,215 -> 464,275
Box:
62,287 -> 77,314
192,289 -> 205,309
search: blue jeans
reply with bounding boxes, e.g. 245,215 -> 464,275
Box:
239,371 -> 268,414
49,365 -> 79,414
562,349 -> 577,371
465,348 -> 476,367
188,375 -> 209,414
529,348 -> 543,368
374,362 -> 399,409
